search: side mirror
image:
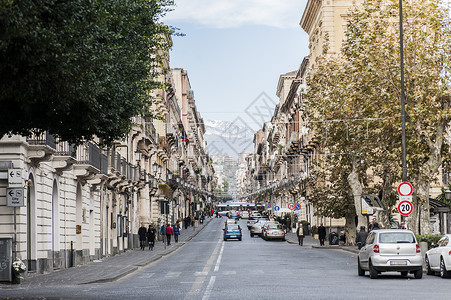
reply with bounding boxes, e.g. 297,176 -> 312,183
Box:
222,228 -> 225,231
431,243 -> 437,248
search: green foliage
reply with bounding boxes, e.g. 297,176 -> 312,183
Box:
0,0 -> 174,144
415,234 -> 442,250
304,0 -> 451,221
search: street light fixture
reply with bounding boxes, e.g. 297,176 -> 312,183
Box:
445,189 -> 451,202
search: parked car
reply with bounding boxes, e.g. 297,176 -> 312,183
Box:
425,234 -> 451,278
249,219 -> 269,237
240,211 -> 250,219
262,223 -> 285,241
357,229 -> 423,279
250,211 -> 262,218
223,224 -> 242,241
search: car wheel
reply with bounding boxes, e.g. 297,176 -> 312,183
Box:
440,257 -> 451,278
425,256 -> 434,275
357,259 -> 365,276
239,237 -> 242,241
369,261 -> 378,279
250,233 -> 254,237
400,271 -> 408,277
414,268 -> 423,279
282,238 -> 286,241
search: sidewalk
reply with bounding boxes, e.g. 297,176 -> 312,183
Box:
2,218 -> 213,288
285,231 -> 359,254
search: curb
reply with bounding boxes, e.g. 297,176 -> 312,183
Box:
83,218 -> 213,284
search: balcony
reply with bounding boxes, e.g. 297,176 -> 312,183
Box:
73,142 -> 101,180
26,131 -> 57,163
52,140 -> 76,172
157,137 -> 170,162
289,131 -> 300,152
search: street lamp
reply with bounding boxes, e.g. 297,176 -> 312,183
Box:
445,189 -> 451,202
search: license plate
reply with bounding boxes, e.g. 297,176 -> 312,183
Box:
230,235 -> 236,238
390,260 -> 407,265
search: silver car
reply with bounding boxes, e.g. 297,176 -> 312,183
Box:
249,219 -> 269,237
262,223 -> 285,241
357,229 -> 423,279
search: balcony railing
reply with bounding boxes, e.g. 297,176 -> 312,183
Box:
55,140 -> 76,158
27,131 -> 57,149
75,142 -> 101,170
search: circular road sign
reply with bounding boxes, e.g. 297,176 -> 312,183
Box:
398,200 -> 413,216
288,203 -> 295,210
267,203 -> 271,208
274,206 -> 280,211
398,182 -> 413,196
294,203 -> 301,211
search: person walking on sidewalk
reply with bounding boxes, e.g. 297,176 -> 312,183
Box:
160,224 -> 166,244
173,222 -> 180,243
296,223 -> 305,246
147,224 -> 156,250
166,224 -> 173,245
138,224 -> 147,250
318,223 -> 327,246
356,226 -> 368,250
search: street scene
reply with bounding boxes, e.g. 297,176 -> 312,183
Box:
2,0 -> 451,299
1,218 -> 450,299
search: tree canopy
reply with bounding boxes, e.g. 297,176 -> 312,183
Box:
305,0 -> 451,233
0,0 -> 174,144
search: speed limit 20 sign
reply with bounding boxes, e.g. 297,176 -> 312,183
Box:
398,200 -> 413,216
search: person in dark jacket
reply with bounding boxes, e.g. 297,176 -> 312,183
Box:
318,223 -> 327,246
296,223 -> 305,246
147,225 -> 156,250
173,222 -> 180,243
138,224 -> 147,250
356,226 -> 368,249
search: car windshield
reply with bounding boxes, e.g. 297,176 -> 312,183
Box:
227,225 -> 239,230
379,232 -> 415,244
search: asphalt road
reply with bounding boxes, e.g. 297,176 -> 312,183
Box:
1,218 -> 450,299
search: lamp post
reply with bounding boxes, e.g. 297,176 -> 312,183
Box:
399,0 -> 407,182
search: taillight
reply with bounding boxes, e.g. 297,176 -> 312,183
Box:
225,230 -> 228,233
239,230 -> 241,233
416,244 -> 421,253
373,245 -> 380,253
449,250 -> 451,256
282,232 -> 284,235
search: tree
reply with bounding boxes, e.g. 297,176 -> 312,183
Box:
0,0 -> 174,145
305,0 -> 451,234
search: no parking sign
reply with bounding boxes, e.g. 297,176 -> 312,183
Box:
294,203 -> 301,211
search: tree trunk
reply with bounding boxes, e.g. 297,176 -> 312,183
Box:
344,210 -> 357,246
378,173 -> 395,229
348,158 -> 367,229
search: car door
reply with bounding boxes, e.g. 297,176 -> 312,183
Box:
430,236 -> 446,269
359,232 -> 375,268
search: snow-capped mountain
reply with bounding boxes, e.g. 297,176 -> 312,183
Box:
204,119 -> 255,158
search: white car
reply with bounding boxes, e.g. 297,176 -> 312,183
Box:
357,229 -> 423,279
240,211 -> 249,219
425,234 -> 451,278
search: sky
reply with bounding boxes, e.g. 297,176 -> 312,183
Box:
163,0 -> 310,131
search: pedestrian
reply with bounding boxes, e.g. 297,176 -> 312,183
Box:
138,223 -> 147,250
368,218 -> 377,231
400,222 -> 406,229
355,226 -> 368,250
318,223 -> 327,246
160,224 -> 166,244
166,224 -> 173,245
296,223 -> 305,246
147,224 -> 156,250
173,222 -> 180,243
370,222 -> 380,231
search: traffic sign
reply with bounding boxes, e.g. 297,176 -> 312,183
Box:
267,203 -> 271,208
8,168 -> 22,187
7,188 -> 24,207
274,206 -> 280,211
398,200 -> 413,216
288,203 -> 295,210
294,203 -> 301,211
398,182 -> 413,196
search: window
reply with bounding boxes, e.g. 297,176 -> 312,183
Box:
379,233 -> 415,244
